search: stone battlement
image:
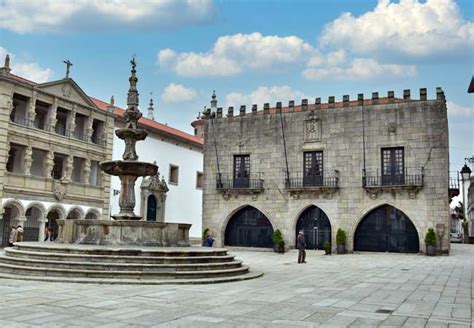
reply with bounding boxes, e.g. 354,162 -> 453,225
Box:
202,88 -> 445,119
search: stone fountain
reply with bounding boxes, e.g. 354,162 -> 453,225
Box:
56,59 -> 191,246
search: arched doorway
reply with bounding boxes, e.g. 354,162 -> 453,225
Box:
67,208 -> 82,220
46,210 -> 61,241
146,195 -> 157,221
85,212 -> 99,220
224,206 -> 273,248
1,205 -> 20,247
24,207 -> 42,241
295,206 -> 331,249
354,205 -> 419,253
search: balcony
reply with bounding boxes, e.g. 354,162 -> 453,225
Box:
284,173 -> 339,199
216,174 -> 264,200
449,175 -> 459,202
363,167 -> 424,199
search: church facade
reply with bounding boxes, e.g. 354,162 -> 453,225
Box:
0,56 -> 114,245
202,89 -> 450,254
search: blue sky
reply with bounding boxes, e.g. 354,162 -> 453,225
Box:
0,0 -> 473,176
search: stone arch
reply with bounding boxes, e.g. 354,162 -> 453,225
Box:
25,202 -> 47,218
46,204 -> 67,221
2,199 -> 25,218
221,204 -> 275,248
24,204 -> 45,242
85,208 -> 101,220
67,206 -> 85,220
292,204 -> 333,250
352,203 -> 420,253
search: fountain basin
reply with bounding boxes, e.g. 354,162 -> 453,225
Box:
100,160 -> 157,177
115,128 -> 147,141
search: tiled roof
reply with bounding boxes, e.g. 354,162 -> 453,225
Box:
91,97 -> 203,147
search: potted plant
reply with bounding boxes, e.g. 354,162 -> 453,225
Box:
323,241 -> 331,255
425,228 -> 437,256
272,229 -> 285,253
202,228 -> 210,246
336,228 -> 346,254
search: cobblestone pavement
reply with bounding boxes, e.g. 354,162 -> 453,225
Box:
0,244 -> 472,327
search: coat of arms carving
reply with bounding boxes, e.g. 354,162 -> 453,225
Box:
304,112 -> 321,142
53,180 -> 68,201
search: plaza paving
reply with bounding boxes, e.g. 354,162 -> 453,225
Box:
0,244 -> 472,327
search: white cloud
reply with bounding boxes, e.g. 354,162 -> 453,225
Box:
303,57 -> 416,80
0,47 -> 52,83
0,0 -> 215,34
225,86 -> 307,109
319,0 -> 474,57
447,101 -> 474,117
158,32 -> 315,77
161,83 -> 197,103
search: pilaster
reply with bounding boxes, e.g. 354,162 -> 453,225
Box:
45,151 -> 54,178
84,159 -> 91,184
28,90 -> 37,127
24,145 -> 32,175
0,84 -> 14,200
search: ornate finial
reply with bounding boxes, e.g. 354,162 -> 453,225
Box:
147,93 -> 155,121
210,90 -> 217,109
63,59 -> 73,78
110,95 -> 115,106
124,56 -> 142,129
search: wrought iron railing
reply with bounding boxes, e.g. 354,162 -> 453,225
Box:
10,116 -> 30,126
216,174 -> 264,190
285,173 -> 339,189
363,167 -> 424,188
449,175 -> 459,189
73,130 -> 89,142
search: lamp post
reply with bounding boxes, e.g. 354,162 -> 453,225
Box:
460,164 -> 472,240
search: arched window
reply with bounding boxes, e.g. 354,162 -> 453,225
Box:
146,195 -> 157,221
295,206 -> 331,249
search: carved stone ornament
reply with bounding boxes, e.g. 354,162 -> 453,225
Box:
304,112 -> 321,142
53,180 -> 68,201
62,83 -> 72,98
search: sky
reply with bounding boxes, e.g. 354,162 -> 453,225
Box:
0,0 -> 473,180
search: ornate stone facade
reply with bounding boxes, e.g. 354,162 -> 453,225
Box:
202,88 -> 450,254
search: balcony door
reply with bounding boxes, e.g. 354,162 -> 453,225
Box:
303,151 -> 323,186
233,155 -> 250,188
381,147 -> 404,185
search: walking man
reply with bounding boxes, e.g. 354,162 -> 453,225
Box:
297,230 -> 306,263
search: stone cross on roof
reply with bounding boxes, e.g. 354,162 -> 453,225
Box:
63,60 -> 73,78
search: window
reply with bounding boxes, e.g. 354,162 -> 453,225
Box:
31,148 -> 47,177
196,171 -> 203,189
55,107 -> 69,136
73,113 -> 87,141
10,93 -> 29,125
303,151 -> 323,186
34,100 -> 50,131
169,164 -> 179,185
6,143 -> 25,173
72,157 -> 85,183
91,119 -> 105,145
233,155 -> 250,188
52,153 -> 66,180
89,160 -> 101,186
381,147 -> 404,185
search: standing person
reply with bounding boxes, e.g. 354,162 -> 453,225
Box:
44,225 -> 50,242
8,225 -> 17,247
47,224 -> 54,241
16,225 -> 24,242
297,230 -> 306,264
203,232 -> 214,247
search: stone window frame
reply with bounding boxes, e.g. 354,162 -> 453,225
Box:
196,171 -> 203,190
169,164 -> 179,186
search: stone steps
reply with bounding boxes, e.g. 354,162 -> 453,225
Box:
0,242 -> 262,284
5,248 -> 236,264
0,255 -> 243,271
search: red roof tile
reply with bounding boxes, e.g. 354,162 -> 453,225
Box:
91,97 -> 203,147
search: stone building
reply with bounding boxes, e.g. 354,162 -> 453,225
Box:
0,56 -> 114,245
202,88 -> 450,254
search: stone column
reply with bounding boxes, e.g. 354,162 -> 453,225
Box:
16,215 -> 27,227
45,150 -> 54,178
28,90 -> 37,127
68,104 -> 76,137
83,159 -> 91,184
38,217 -> 47,242
63,155 -> 73,182
24,145 -> 32,175
49,98 -> 58,132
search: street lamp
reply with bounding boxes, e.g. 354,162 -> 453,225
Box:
460,164 -> 472,240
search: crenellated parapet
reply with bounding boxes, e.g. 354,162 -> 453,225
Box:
202,88 -> 446,120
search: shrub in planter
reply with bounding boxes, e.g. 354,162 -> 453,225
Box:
202,228 -> 210,246
272,229 -> 285,253
336,228 -> 347,254
424,228 -> 437,256
323,241 -> 331,255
